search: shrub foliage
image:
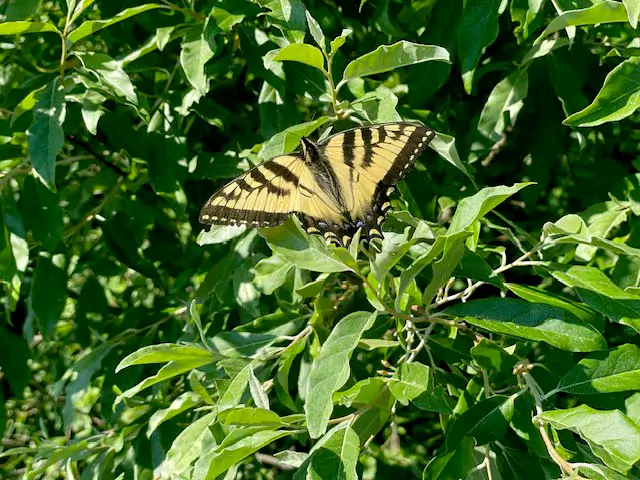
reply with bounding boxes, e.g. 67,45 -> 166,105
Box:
1,0 -> 640,479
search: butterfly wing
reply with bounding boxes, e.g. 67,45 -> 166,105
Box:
199,122 -> 435,246
199,154 -> 305,228
318,122 -> 435,241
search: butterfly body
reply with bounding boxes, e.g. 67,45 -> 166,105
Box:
199,122 -> 435,245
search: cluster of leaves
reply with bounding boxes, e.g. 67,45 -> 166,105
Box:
1,0 -> 640,479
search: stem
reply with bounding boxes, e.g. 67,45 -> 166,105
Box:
324,53 -> 340,118
484,447 -> 494,480
60,3 -> 74,79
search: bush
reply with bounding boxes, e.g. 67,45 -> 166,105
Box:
1,0 -> 640,479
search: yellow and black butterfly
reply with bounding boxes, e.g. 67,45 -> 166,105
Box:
199,122 -> 435,245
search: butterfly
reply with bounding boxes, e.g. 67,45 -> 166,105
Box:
199,122 -> 435,245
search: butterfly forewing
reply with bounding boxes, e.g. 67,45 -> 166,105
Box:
199,154 -> 304,228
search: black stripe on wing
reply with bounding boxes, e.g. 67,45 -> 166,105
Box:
381,124 -> 435,186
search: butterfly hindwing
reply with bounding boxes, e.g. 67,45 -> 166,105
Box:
314,122 -> 436,243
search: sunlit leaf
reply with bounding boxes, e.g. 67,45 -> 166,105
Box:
536,405 -> 640,474
26,79 -> 66,189
305,311 -> 377,438
340,41 -> 450,86
67,4 -> 165,44
564,57 -> 640,127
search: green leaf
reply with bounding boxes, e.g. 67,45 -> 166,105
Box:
248,366 -> 269,409
551,266 -> 640,333
218,407 -> 285,427
270,44 -> 325,71
260,218 -> 350,273
180,19 -> 217,96
623,0 -> 640,28
219,364 -> 252,408
471,339 -> 517,375
389,362 -> 431,405
30,255 -> 67,337
294,423 -> 359,480
511,0 -> 545,41
423,233 -> 467,306
446,395 -> 516,448
75,52 -> 138,105
305,10 -> 325,51
564,57 -> 640,127
445,298 -> 607,352
478,69 -> 529,141
447,183 -> 534,236
253,254 -> 294,295
67,4 -> 165,44
305,311 -> 377,438
349,387 -> 394,444
543,214 -> 640,259
161,411 -> 218,478
330,29 -> 352,55
26,79 -> 66,189
116,344 -> 216,372
428,132 -> 473,183
62,343 -> 113,428
536,405 -> 640,474
6,0 -> 43,21
147,392 -> 202,437
0,325 -> 31,397
118,358 -> 215,400
412,385 -> 454,414
210,6 -> 246,31
351,87 -> 402,123
198,225 -> 247,245
21,175 -> 63,251
556,344 -> 640,395
395,235 -> 447,311
506,283 -> 604,331
79,90 -> 106,135
209,331 -> 277,358
69,0 -> 96,24
457,0 -> 502,93
257,0 -> 307,43
534,0 -> 629,45
0,21 -> 59,35
334,377 -> 388,407
340,41 -> 450,86
193,429 -> 291,480
258,117 -> 330,160
423,436 -> 475,480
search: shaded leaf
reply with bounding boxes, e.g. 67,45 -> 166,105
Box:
27,79 -> 66,189
478,69 -> 529,141
457,0 -> 501,93
31,255 -> 67,337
